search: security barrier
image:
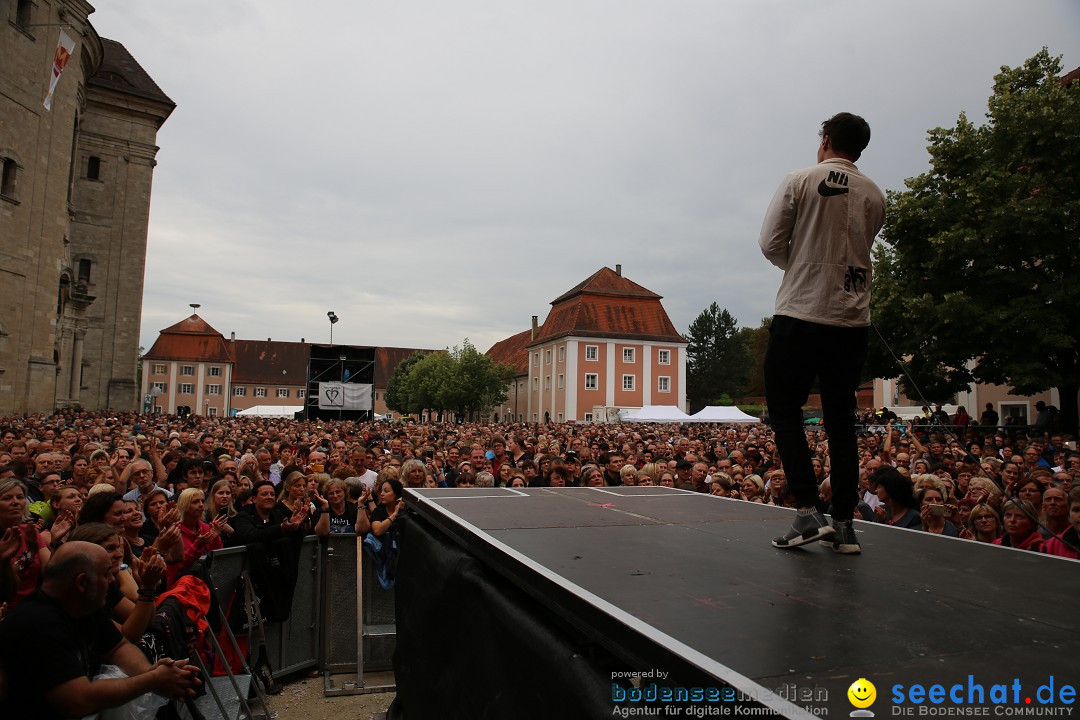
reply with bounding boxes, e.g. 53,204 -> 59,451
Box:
204,532 -> 395,703
321,533 -> 396,695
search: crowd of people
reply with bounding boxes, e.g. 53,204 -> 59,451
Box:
1,407 -> 1077,716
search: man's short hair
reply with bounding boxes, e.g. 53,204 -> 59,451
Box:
821,112 -> 871,159
43,541 -> 101,585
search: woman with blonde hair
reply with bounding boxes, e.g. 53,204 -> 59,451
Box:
962,504 -> 1002,543
0,478 -> 51,608
276,467 -> 308,515
966,477 -> 1004,510
620,464 -> 638,487
205,478 -> 237,521
400,459 -> 427,489
171,487 -> 226,583
740,474 -> 765,502
639,463 -> 661,484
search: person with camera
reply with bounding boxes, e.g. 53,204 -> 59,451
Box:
916,484 -> 959,537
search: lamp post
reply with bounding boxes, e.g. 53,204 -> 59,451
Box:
327,311 -> 339,344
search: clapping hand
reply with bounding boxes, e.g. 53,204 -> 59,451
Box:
155,523 -> 182,553
0,527 -> 20,562
136,547 -> 166,590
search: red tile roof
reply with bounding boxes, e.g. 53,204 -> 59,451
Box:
550,266 -> 661,305
529,268 -> 685,346
231,340 -> 308,385
143,314 -> 234,363
485,329 -> 534,377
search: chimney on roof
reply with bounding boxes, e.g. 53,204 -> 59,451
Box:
530,315 -> 539,341
301,338 -> 305,343
615,264 -> 622,277
230,332 -> 235,342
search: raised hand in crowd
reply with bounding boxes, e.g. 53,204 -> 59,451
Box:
135,547 -> 166,591
45,509 -> 78,548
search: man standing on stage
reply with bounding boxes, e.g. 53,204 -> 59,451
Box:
759,112 -> 886,554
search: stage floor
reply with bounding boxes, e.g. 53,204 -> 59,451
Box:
406,486 -> 1080,717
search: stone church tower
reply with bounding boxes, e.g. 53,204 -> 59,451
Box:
0,0 -> 173,414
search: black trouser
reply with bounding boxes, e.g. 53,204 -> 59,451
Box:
764,315 -> 868,522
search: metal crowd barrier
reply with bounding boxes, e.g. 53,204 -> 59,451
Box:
321,533 -> 397,696
201,532 -> 395,712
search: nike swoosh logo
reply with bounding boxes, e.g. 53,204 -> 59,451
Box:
817,179 -> 849,197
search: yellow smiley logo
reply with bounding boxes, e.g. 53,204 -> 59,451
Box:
848,678 -> 877,709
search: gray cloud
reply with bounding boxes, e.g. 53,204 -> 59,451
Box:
92,1 -> 1080,354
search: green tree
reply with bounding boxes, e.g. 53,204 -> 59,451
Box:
445,339 -> 515,417
385,341 -> 514,418
740,318 -> 771,399
384,351 -> 428,415
686,303 -> 752,410
868,49 -> 1080,433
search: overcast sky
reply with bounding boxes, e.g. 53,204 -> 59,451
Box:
90,1 -> 1080,355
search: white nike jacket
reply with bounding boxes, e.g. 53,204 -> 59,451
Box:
759,158 -> 886,328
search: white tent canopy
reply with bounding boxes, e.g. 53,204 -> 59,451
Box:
622,405 -> 692,422
688,405 -> 760,423
235,405 -> 300,418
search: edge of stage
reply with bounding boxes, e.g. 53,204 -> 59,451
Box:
389,486 -> 1079,719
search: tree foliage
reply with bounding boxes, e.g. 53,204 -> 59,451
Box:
384,351 -> 428,415
740,319 -> 771,399
868,49 -> 1080,432
686,303 -> 752,409
384,340 -> 515,418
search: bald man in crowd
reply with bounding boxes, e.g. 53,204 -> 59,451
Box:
0,541 -> 200,719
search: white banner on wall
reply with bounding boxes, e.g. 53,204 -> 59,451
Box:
317,382 -> 373,411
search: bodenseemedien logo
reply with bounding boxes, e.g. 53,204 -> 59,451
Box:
848,678 -> 877,717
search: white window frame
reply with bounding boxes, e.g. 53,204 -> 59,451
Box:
658,349 -> 671,365
179,383 -> 194,395
658,376 -> 671,393
152,364 -> 166,375
298,389 -> 305,398
558,346 -> 565,363
585,345 -> 598,361
557,413 -> 564,422
233,387 -> 246,396
545,349 -> 552,365
532,378 -> 539,391
622,374 -> 636,391
533,353 -> 539,367
623,347 -> 635,363
557,374 -> 564,389
584,373 -> 598,390
207,407 -> 218,416
255,387 -> 267,398
584,413 -> 593,422
152,382 -> 168,393
208,366 -> 222,377
277,388 -> 289,398
181,365 -> 194,376
544,376 -> 551,390
206,384 -> 222,396
532,413 -> 538,422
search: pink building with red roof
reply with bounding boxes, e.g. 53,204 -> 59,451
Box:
487,266 -> 687,422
